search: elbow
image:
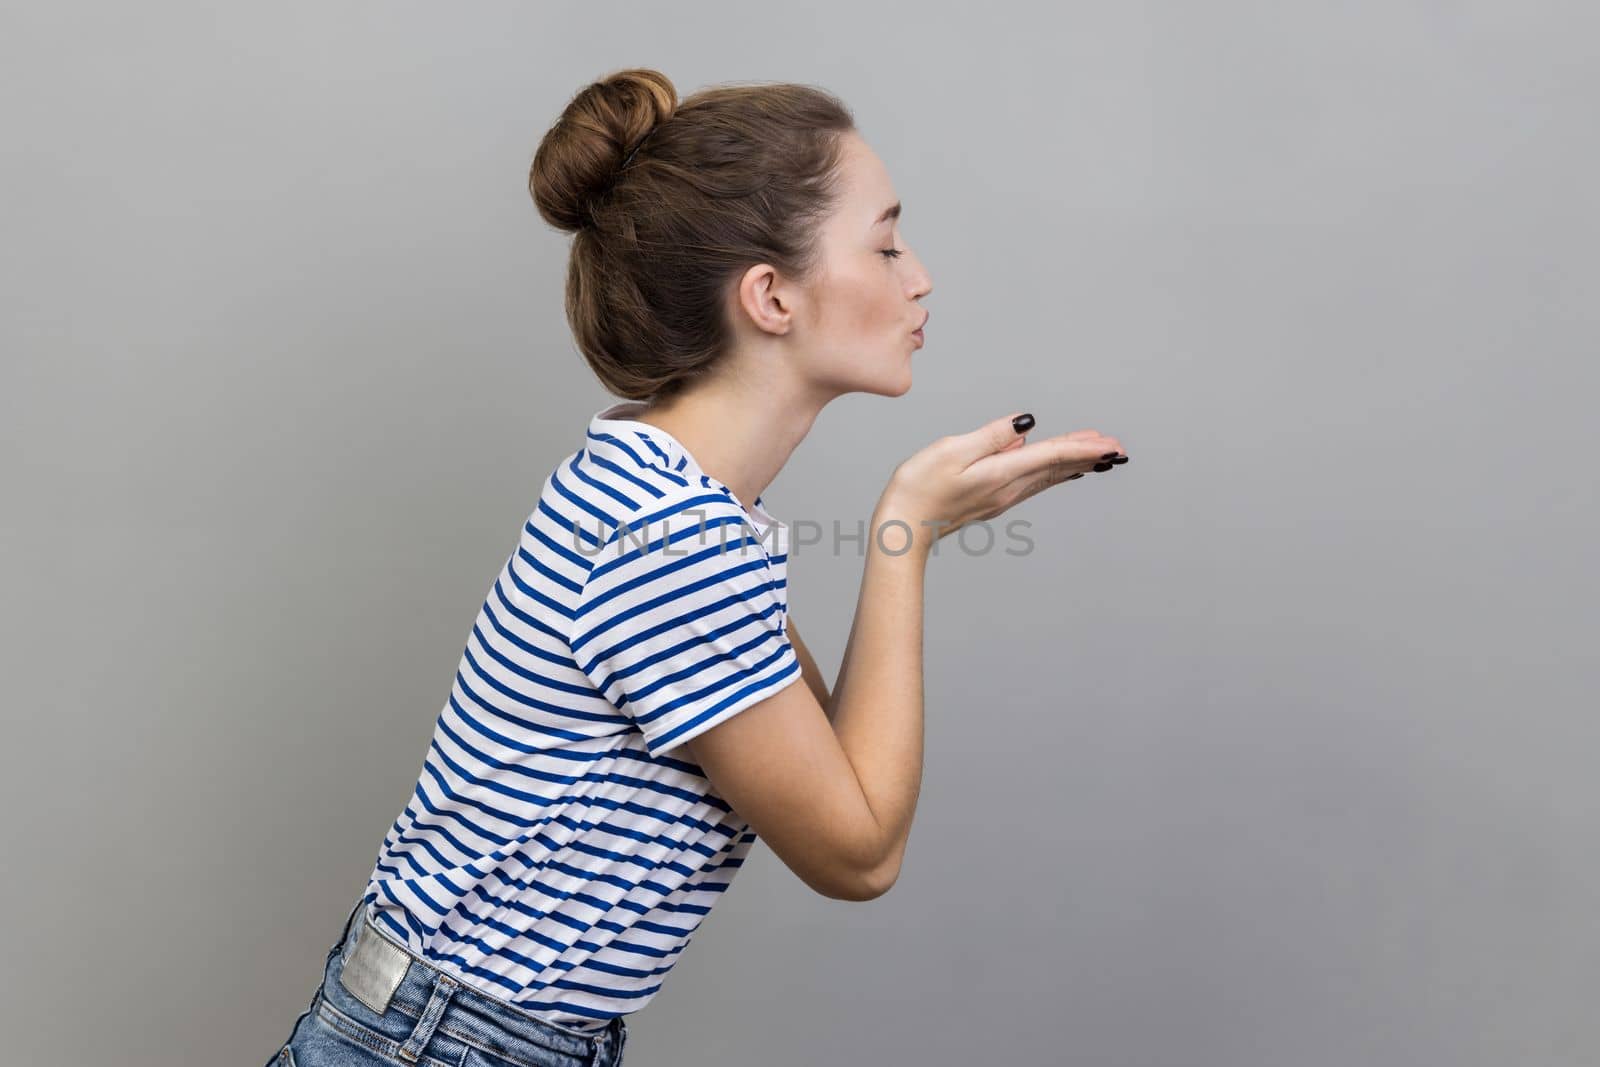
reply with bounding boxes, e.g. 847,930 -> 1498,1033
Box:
818,852 -> 901,902
856,858 -> 902,901
790,805 -> 904,901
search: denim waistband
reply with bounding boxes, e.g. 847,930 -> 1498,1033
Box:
317,895 -> 626,1067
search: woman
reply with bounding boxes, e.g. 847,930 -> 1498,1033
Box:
268,67 -> 1128,1067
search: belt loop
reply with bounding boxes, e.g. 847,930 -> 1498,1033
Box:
338,896 -> 366,964
608,1014 -> 628,1066
396,971 -> 459,1064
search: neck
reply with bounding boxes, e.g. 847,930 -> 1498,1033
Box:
626,379 -> 823,513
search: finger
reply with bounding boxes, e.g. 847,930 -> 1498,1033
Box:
994,460 -> 1090,515
1022,457 -> 1087,496
949,412 -> 1039,468
972,433 -> 1121,486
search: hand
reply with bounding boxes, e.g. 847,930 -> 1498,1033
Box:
875,412 -> 1128,550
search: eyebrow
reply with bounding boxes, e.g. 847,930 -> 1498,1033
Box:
872,201 -> 902,227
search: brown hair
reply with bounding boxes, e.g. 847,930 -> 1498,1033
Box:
529,68 -> 855,401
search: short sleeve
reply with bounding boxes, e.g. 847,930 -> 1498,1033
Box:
568,490 -> 802,757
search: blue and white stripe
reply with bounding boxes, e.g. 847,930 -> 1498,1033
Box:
360,402 -> 800,1033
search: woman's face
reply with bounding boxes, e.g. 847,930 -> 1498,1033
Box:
736,131 -> 933,399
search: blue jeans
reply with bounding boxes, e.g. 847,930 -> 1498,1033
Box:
267,896 -> 628,1067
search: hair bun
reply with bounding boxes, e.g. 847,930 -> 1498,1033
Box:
530,68 -> 678,233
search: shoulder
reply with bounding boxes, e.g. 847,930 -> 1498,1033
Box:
588,484 -> 762,578
569,484 -> 780,647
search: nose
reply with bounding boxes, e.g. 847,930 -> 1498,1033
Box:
907,253 -> 933,301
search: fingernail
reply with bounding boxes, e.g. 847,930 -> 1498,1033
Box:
1101,452 -> 1118,460
1110,455 -> 1128,464
1093,462 -> 1113,472
1013,413 -> 1035,434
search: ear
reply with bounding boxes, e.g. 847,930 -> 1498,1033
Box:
734,261 -> 793,337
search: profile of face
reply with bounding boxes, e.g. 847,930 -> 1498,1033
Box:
731,130 -> 934,400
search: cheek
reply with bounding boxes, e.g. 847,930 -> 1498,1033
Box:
813,266 -> 899,338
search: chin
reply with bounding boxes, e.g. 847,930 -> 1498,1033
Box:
851,367 -> 913,398
888,353 -> 915,395
827,350 -> 914,398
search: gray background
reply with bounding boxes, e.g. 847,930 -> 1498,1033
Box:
3,2 -> 1596,1064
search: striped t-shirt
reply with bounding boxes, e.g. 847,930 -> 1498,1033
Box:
358,400 -> 803,1033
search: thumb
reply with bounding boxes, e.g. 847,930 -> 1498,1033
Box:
952,411 -> 1034,466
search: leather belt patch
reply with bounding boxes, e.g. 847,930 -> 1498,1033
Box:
338,918 -> 411,1015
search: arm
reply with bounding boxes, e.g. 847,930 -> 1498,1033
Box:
785,616 -> 834,716
680,412 -> 1098,902
681,505 -> 928,900
819,495 -> 927,886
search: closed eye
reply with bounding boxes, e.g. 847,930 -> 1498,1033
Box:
879,248 -> 903,260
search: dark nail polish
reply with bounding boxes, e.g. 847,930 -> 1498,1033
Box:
1013,413 -> 1035,434
1093,462 -> 1113,472
1101,452 -> 1118,460
1110,455 -> 1128,464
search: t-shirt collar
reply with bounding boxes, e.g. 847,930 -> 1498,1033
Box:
589,401 -> 784,541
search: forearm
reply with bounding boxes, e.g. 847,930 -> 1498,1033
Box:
828,502 -> 929,872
